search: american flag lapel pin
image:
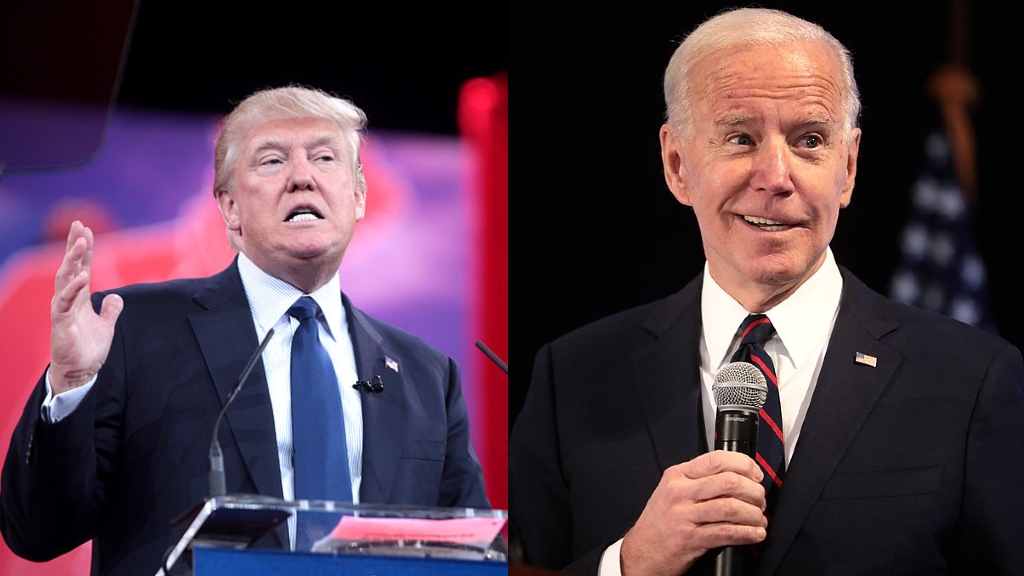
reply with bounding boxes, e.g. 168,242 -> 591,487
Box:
385,356 -> 399,372
855,352 -> 877,368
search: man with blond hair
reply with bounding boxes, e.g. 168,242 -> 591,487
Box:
1,85 -> 489,576
510,8 -> 1024,575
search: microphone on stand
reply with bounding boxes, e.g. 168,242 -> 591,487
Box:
208,328 -> 275,497
475,340 -> 508,374
711,362 -> 767,576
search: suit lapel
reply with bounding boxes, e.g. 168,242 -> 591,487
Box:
188,260 -> 283,502
633,276 -> 708,471
343,294 -> 407,504
757,270 -> 902,575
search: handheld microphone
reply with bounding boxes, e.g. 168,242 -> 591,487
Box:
208,328 -> 275,497
353,374 -> 384,394
712,361 -> 767,576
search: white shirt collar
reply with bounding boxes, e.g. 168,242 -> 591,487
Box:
236,252 -> 345,339
701,247 -> 843,371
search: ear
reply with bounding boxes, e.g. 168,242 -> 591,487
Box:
216,188 -> 242,232
660,124 -> 693,206
839,128 -> 861,208
354,160 -> 367,222
354,186 -> 367,222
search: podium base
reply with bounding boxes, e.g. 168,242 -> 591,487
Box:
195,547 -> 509,576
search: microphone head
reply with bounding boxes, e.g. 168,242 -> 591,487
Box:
713,362 -> 768,411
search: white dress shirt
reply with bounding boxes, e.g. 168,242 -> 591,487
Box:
236,252 -> 363,506
598,248 -> 843,575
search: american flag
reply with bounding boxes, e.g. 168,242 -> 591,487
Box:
888,129 -> 995,333
855,352 -> 877,368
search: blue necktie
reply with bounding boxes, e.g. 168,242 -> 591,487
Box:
731,314 -> 785,517
289,296 -> 351,548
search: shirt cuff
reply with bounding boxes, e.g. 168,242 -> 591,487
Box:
42,369 -> 97,423
598,538 -> 624,576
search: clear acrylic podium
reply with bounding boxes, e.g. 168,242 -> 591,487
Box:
157,495 -> 508,576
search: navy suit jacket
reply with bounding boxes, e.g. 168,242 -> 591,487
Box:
510,269 -> 1024,575
1,260 -> 489,576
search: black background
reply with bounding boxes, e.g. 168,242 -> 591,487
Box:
116,2 -> 508,135
0,1 -> 508,135
516,2 -> 1024,429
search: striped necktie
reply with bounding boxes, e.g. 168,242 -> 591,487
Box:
731,314 -> 785,515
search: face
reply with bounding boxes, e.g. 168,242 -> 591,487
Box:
661,40 -> 860,309
217,116 -> 365,289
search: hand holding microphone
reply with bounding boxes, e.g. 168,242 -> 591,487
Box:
619,362 -> 768,576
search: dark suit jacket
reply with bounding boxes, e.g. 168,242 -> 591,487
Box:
510,269 -> 1024,575
0,259 -> 489,576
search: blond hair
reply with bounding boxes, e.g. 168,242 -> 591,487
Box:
213,85 -> 368,195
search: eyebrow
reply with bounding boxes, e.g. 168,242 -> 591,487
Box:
250,133 -> 343,157
251,138 -> 288,156
716,113 -> 755,128
714,114 -> 836,131
795,115 -> 835,128
304,133 -> 343,151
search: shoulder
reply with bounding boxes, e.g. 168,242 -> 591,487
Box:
90,263 -> 240,320
546,274 -> 703,360
840,268 -> 1019,371
97,260 -> 240,302
344,295 -> 451,369
90,276 -> 218,313
98,276 -> 210,302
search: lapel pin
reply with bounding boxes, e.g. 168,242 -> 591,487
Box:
855,352 -> 877,368
385,356 -> 399,372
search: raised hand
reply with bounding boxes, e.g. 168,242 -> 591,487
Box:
49,221 -> 124,395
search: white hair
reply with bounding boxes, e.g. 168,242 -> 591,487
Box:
664,7 -> 861,138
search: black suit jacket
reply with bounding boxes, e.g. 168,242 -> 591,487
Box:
0,260 -> 489,576
510,269 -> 1024,574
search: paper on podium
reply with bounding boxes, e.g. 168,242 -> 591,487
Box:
312,516 -> 507,560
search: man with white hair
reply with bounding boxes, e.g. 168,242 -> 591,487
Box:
0,85 -> 490,576
510,7 -> 1024,575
